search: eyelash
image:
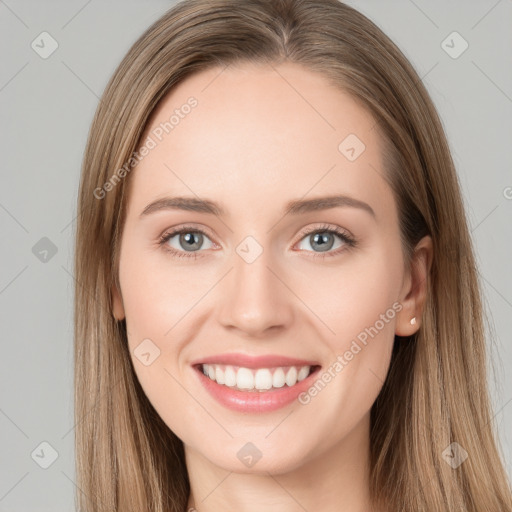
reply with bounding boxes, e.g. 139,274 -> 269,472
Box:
158,223 -> 357,260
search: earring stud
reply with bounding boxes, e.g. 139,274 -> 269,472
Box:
410,317 -> 417,325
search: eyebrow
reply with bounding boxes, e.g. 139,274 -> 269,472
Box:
139,194 -> 376,219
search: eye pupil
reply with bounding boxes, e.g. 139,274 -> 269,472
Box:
311,232 -> 334,252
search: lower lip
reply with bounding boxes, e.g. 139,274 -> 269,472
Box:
193,365 -> 321,413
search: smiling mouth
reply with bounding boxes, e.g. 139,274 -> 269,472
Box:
194,363 -> 321,392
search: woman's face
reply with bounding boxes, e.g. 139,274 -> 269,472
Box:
113,61 -> 420,474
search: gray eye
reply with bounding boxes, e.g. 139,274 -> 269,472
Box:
297,231 -> 343,253
167,231 -> 214,252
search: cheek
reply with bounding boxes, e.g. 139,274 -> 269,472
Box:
119,246 -> 195,340
296,241 -> 403,347
117,247 -> 200,432
296,244 -> 402,426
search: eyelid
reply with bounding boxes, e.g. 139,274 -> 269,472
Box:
159,223 -> 217,244
294,223 -> 354,244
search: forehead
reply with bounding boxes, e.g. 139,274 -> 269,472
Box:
128,61 -> 394,223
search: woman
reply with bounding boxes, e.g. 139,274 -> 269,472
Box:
73,0 -> 512,510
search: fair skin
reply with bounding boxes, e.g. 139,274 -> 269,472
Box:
112,61 -> 432,512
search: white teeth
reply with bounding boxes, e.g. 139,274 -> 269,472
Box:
201,364 -> 314,392
285,366 -> 297,387
224,366 -> 237,387
254,369 -> 273,390
272,368 -> 285,388
215,365 -> 225,385
236,368 -> 254,390
297,366 -> 310,381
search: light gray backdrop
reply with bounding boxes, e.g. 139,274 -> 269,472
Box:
1,0 -> 511,510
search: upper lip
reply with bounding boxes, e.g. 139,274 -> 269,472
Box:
191,353 -> 321,369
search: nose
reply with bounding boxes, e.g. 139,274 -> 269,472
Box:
217,246 -> 294,338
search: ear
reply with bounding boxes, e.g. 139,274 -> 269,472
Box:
112,283 -> 126,321
395,235 -> 433,336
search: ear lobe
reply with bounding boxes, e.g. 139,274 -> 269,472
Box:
395,235 -> 433,337
111,283 -> 125,321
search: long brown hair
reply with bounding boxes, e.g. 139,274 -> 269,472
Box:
73,1 -> 512,510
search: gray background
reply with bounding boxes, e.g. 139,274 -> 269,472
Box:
1,0 -> 511,510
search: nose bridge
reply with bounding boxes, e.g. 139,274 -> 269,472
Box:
217,238 -> 293,335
